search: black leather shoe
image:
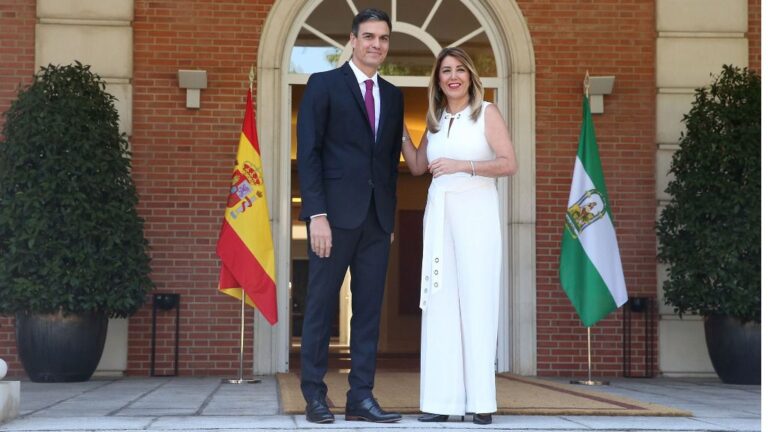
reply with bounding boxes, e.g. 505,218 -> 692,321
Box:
473,413 -> 492,425
305,399 -> 334,424
418,412 -> 449,422
345,397 -> 402,423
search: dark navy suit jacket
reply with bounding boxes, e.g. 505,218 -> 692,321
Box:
297,62 -> 404,233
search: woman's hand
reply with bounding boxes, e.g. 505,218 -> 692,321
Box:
402,126 -> 430,175
428,158 -> 469,178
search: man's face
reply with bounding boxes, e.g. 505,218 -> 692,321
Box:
350,20 -> 390,72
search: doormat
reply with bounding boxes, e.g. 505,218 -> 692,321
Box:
276,372 -> 690,416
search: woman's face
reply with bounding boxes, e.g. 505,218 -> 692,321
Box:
438,55 -> 470,102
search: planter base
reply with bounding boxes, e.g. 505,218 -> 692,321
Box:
16,311 -> 108,383
704,315 -> 760,385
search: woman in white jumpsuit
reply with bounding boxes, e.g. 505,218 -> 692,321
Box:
402,47 -> 518,425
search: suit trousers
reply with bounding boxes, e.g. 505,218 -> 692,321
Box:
300,199 -> 391,404
419,186 -> 501,415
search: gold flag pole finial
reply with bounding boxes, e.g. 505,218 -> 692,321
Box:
249,65 -> 255,93
583,70 -> 590,98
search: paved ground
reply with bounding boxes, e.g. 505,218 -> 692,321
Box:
0,375 -> 761,431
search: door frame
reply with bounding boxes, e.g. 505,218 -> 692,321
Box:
254,0 -> 536,375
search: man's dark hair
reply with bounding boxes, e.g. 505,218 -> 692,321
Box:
351,8 -> 391,36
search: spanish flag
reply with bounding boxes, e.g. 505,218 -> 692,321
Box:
216,88 -> 277,325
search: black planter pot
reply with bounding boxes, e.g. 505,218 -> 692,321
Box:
15,311 -> 108,383
704,315 -> 760,385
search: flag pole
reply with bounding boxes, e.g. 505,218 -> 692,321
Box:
223,65 -> 261,385
584,70 -> 590,98
562,71 -> 619,386
223,293 -> 260,384
249,65 -> 254,93
570,326 -> 609,386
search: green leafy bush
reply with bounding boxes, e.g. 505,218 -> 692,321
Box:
0,62 -> 154,318
657,65 -> 760,322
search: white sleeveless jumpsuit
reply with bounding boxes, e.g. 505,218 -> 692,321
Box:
419,102 -> 501,415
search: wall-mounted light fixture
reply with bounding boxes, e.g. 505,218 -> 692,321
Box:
178,70 -> 207,109
587,76 -> 615,114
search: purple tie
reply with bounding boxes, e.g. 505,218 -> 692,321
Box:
364,79 -> 375,135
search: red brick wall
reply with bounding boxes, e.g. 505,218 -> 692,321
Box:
0,0 -> 35,130
128,0 -> 274,375
0,0 -> 36,377
519,0 -> 658,377
132,0 -> 660,377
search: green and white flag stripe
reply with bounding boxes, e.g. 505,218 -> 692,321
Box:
559,96 -> 627,327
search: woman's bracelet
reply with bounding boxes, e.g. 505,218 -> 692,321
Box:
470,160 -> 476,176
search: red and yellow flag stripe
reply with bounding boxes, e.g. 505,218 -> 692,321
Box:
216,88 -> 277,325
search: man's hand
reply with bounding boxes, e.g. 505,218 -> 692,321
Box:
310,216 -> 332,258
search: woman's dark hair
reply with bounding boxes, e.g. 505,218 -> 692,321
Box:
351,8 -> 391,35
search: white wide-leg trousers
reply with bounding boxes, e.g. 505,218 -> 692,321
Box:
419,186 -> 501,415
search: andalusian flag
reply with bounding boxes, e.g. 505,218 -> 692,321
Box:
559,95 -> 627,327
216,88 -> 277,325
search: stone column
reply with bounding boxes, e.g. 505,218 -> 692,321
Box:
35,0 -> 134,376
655,0 -> 749,377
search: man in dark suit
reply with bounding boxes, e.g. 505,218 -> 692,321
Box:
296,8 -> 404,425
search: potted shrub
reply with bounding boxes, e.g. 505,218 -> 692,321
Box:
656,65 -> 760,384
0,63 -> 154,382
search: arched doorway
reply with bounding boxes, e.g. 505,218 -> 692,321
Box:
255,0 -> 536,375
